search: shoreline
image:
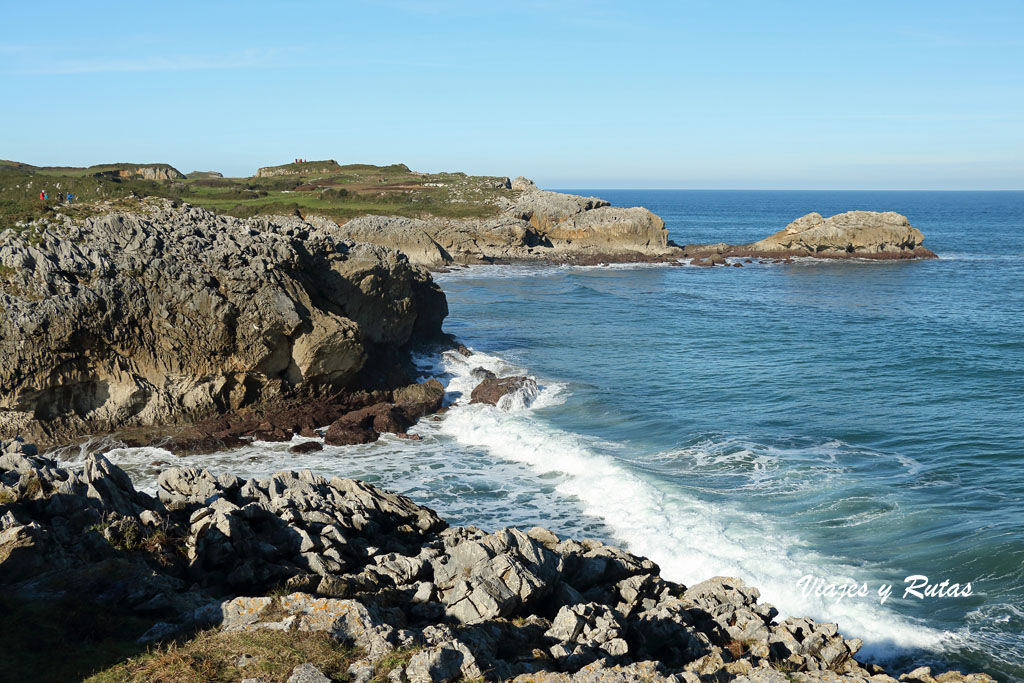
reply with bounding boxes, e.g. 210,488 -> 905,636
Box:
0,436 -> 996,683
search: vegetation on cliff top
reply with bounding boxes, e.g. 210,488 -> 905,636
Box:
0,159 -> 516,229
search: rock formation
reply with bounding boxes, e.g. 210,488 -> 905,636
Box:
0,200 -> 447,446
257,160 -> 345,177
470,375 -> 540,410
685,211 -> 936,261
134,165 -> 184,181
329,181 -> 683,268
0,442 -> 993,682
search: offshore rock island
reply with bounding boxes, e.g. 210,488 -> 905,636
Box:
0,159 -> 967,682
684,211 -> 936,262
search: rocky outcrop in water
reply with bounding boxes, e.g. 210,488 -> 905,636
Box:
0,443 -> 993,682
470,375 -> 540,409
684,211 -> 936,261
331,180 -> 682,267
0,200 -> 447,447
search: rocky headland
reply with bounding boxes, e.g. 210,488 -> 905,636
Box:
684,211 -> 936,263
0,199 -> 448,449
0,439 -> 993,683
332,177 -> 680,268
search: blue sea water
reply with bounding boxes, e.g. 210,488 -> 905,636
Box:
91,190 -> 1024,679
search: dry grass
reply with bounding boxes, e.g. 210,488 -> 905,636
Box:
85,629 -> 359,683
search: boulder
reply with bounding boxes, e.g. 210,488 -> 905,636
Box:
287,663 -> 331,683
470,376 -> 539,409
393,378 -> 446,419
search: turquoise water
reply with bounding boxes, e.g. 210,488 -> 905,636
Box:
91,191 -> 1024,679
435,190 -> 1024,679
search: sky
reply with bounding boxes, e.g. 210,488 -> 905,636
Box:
1,1 -> 1022,189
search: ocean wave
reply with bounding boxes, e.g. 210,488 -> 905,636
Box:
434,348 -> 956,660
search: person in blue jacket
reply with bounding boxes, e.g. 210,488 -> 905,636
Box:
66,192 -> 74,205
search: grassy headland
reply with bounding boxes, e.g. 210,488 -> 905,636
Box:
0,159 -> 516,230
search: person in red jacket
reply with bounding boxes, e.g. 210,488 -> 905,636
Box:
39,190 -> 45,201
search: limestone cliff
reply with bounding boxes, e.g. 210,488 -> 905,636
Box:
0,200 -> 447,445
329,179 -> 682,267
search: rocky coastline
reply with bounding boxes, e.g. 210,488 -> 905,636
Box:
0,178 -> 964,681
0,199 -> 448,449
332,177 -> 682,269
0,439 -> 993,682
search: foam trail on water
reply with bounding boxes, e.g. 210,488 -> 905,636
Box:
434,349 -> 956,660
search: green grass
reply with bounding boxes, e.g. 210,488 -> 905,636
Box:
0,160 -> 517,230
84,628 -> 360,683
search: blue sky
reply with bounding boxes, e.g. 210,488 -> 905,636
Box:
2,1 -> 1022,189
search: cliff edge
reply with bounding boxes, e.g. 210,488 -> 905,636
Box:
0,200 -> 447,446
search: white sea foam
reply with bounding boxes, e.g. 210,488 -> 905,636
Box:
434,349 -> 958,660
64,344 -> 965,661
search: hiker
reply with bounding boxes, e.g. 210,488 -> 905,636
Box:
66,192 -> 74,205
39,190 -> 45,201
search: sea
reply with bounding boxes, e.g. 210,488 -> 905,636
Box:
68,190 -> 1024,680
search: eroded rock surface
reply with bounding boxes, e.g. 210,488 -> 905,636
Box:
685,211 -> 936,261
0,443 -> 993,683
0,201 -> 447,446
330,180 -> 682,267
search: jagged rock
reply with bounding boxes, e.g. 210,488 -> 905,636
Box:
546,603 -> 629,662
433,528 -> 562,623
0,446 -> 997,683
287,663 -> 331,683
407,640 -> 483,683
331,183 -> 681,268
0,201 -> 447,446
281,593 -> 396,660
470,376 -> 540,409
393,378 -> 446,419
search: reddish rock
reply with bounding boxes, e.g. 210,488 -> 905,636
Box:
324,422 -> 379,446
396,433 -> 423,441
393,379 -> 445,421
289,441 -> 324,454
471,376 -> 532,406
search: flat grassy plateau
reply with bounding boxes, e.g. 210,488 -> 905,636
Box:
0,160 -> 515,230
